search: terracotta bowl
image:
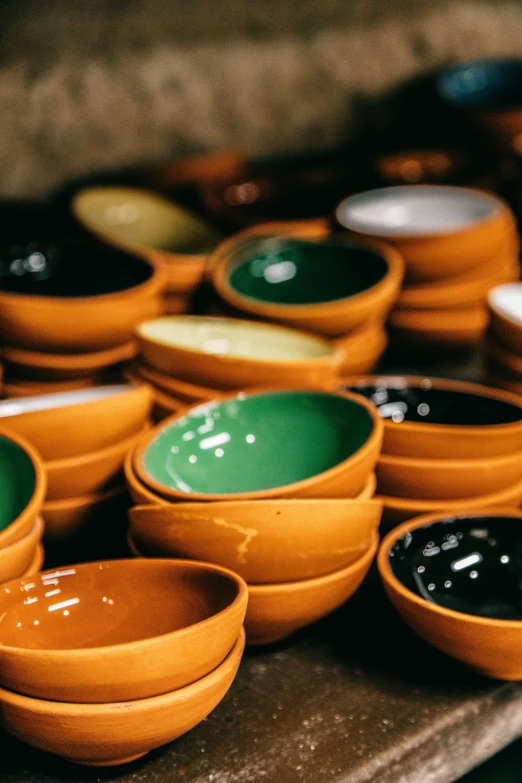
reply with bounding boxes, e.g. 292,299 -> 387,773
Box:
209,227 -> 404,337
245,532 -> 379,644
128,497 -> 382,583
336,185 -> 512,282
1,342 -> 137,381
22,543 -> 44,578
2,376 -> 102,398
136,314 -> 343,390
388,305 -> 489,346
378,510 -> 522,679
42,485 -> 127,540
0,427 -> 47,549
0,628 -> 245,766
0,383 -> 153,460
132,389 -> 384,502
335,322 -> 388,376
343,375 -> 522,458
0,517 -> 44,584
131,360 -> 222,403
45,425 -> 150,501
0,557 -> 247,704
72,186 -> 221,295
0,241 -> 163,352
377,472 -> 522,525
489,282 -> 522,354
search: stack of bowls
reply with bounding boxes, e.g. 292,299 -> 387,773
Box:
484,282 -> 522,394
72,186 -> 222,314
0,239 -> 163,395
335,185 -> 519,348
0,427 -> 47,583
125,387 -> 383,644
0,384 -> 152,552
0,558 -> 247,765
344,375 -> 522,525
129,314 -> 346,420
378,509 -> 522,680
208,220 -> 404,375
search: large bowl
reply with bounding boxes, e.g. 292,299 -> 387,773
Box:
136,314 -> 343,390
344,375 -> 522,458
0,240 -> 163,352
0,517 -> 44,584
0,628 -> 245,766
378,510 -> 522,679
132,389 -> 384,502
128,498 -> 382,583
0,558 -> 247,703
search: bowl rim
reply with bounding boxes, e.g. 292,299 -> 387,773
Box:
42,484 -> 127,512
0,558 -> 248,657
378,508 -> 522,628
131,388 -> 384,502
132,359 -> 223,401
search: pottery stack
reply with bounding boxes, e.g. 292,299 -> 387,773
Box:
0,559 -> 247,766
125,387 -> 383,645
335,185 -> 519,349
344,375 -> 522,526
484,282 -> 522,394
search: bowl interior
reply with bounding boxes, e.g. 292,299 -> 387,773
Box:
336,186 -> 499,236
75,187 -> 220,254
389,515 -> 522,620
142,390 -> 374,495
0,240 -> 153,297
0,384 -> 135,419
0,436 -> 36,533
347,378 -> 522,426
223,235 -> 389,305
0,560 -> 239,650
489,283 -> 522,326
138,315 -> 335,361
438,59 -> 522,110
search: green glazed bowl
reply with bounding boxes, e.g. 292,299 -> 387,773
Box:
0,436 -> 37,533
133,389 -> 382,501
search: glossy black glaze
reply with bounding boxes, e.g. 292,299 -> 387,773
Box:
0,240 -> 153,297
390,515 -> 522,620
438,59 -> 522,111
347,381 -> 522,426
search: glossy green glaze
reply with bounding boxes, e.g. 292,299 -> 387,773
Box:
0,436 -> 36,532
227,236 -> 388,305
142,390 -> 373,495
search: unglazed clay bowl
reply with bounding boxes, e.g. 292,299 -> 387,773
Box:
335,321 -> 388,376
128,498 -> 383,583
245,531 -> 379,644
378,510 -> 522,678
72,186 -> 221,295
0,558 -> 247,703
209,230 -> 404,336
0,628 -> 245,766
132,360 -> 222,403
22,543 -> 44,578
2,376 -> 103,398
0,428 -> 47,549
136,315 -> 343,390
1,342 -> 137,381
0,384 -> 152,460
388,304 -> 489,347
344,376 -> 522,458
41,485 -> 127,540
133,389 -> 384,502
0,517 -> 44,584
0,241 -> 163,352
336,186 -> 511,282
489,283 -> 522,353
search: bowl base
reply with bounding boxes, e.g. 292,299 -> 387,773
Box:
68,752 -> 148,767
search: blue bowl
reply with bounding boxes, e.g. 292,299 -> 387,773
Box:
437,58 -> 522,111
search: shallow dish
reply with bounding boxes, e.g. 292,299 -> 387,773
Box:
136,315 -> 342,390
0,517 -> 43,585
489,282 -> 522,353
133,389 -> 383,501
0,628 -> 245,766
128,498 -> 382,583
42,485 -> 127,540
378,510 -> 522,678
344,375 -> 522,458
0,384 -> 152,460
0,558 -> 247,704
2,342 -> 137,381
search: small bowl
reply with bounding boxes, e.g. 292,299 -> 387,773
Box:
133,389 -> 383,502
2,342 -> 137,381
128,498 -> 382,583
0,517 -> 44,584
489,283 -> 522,353
336,186 -> 511,282
344,375 -> 522,458
42,485 -> 127,540
0,384 -> 152,460
0,558 -> 247,704
72,186 -> 221,295
0,241 -> 163,352
245,532 -> 378,644
388,305 -> 488,346
378,510 -> 522,679
136,315 -> 343,390
0,428 -> 47,549
0,628 -> 245,766
209,229 -> 404,336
